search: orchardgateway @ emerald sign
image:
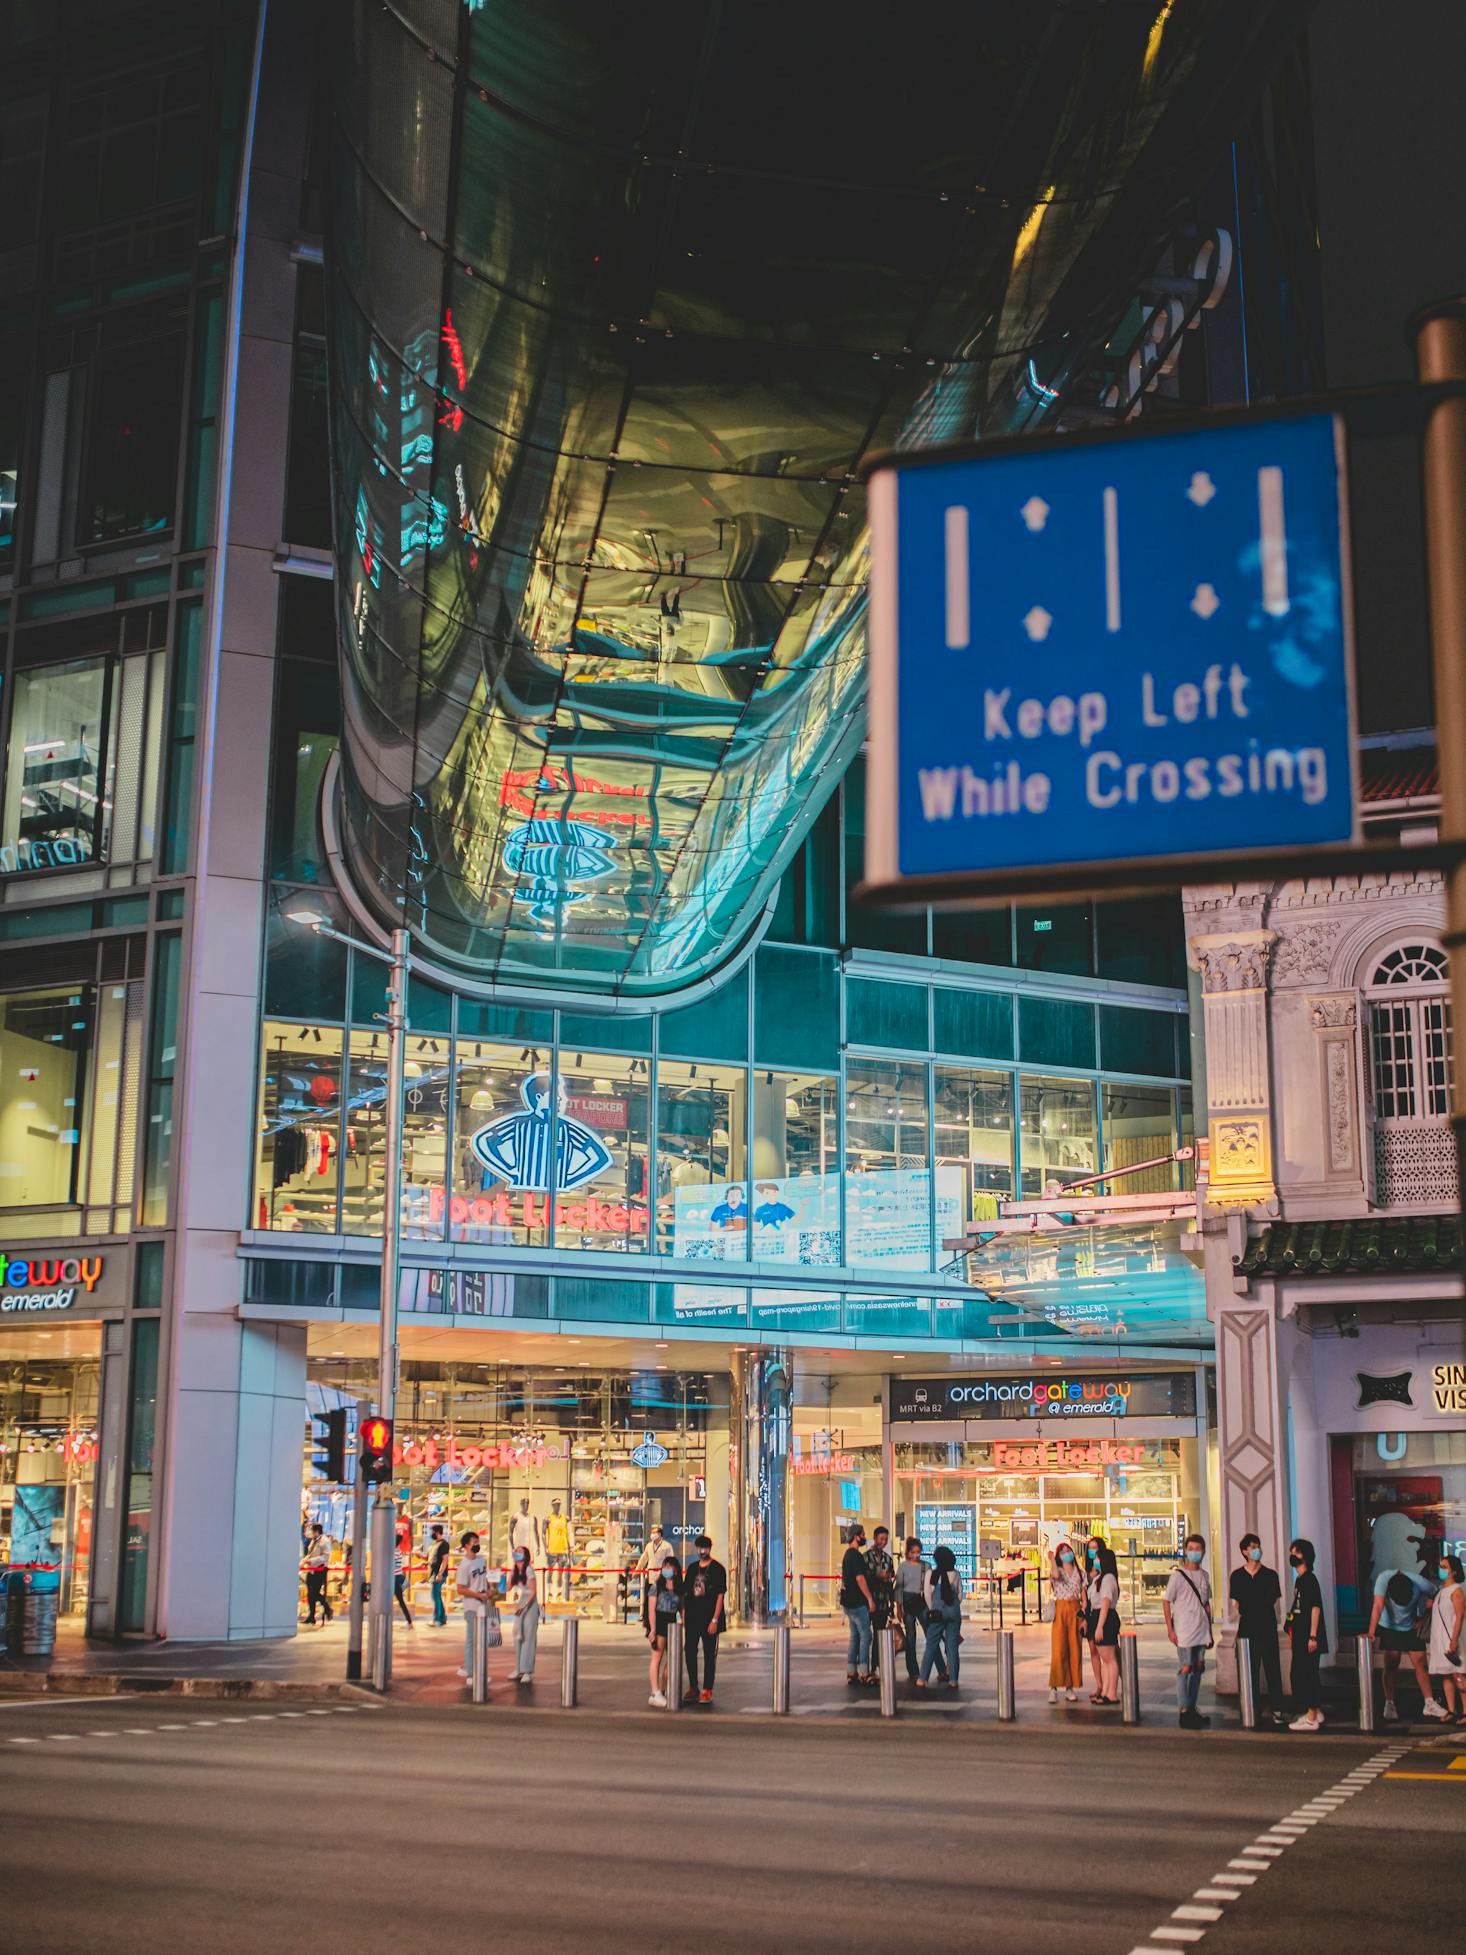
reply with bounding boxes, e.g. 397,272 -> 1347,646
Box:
1,1253 -> 105,1311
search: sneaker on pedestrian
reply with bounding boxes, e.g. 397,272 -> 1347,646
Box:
456,1667 -> 470,1679
699,1688 -> 714,1704
1289,1712 -> 1322,1731
1065,1688 -> 1078,1702
1382,1698 -> 1399,1720
1179,1709 -> 1211,1729
649,1691 -> 667,1707
1423,1697 -> 1450,1719
1048,1687 -> 1058,1703
682,1688 -> 699,1704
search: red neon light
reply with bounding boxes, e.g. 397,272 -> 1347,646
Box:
361,1418 -> 391,1452
440,310 -> 467,391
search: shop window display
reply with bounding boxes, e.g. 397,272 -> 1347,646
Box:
0,1343 -> 102,1617
254,1021 -> 342,1233
934,1066 -> 1014,1221
448,1043 -> 547,1248
1019,1074 -> 1098,1195
845,1058 -> 956,1272
302,1359 -> 728,1619
894,1435 -> 1198,1618
1101,1084 -> 1180,1192
551,1052 -> 650,1252
658,1058 -> 746,1258
346,1031 -> 453,1242
1333,1429 -> 1466,1632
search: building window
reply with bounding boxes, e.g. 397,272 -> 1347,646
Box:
658,1059 -> 746,1259
1368,942 -> 1456,1205
1101,1084 -> 1179,1192
0,657 -> 117,874
1369,944 -> 1452,1119
551,1053 -> 650,1252
1019,1075 -> 1098,1196
82,332 -> 185,544
254,1022 -> 344,1234
0,986 -> 93,1207
934,1066 -> 1014,1218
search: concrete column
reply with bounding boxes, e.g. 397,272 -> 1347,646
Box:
728,1347 -> 792,1624
1205,1215 -> 1302,1689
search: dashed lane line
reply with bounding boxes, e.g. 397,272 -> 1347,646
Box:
1125,1742 -> 1413,1954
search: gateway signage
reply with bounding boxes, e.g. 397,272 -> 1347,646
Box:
891,1372 -> 1196,1422
1,1250 -> 112,1315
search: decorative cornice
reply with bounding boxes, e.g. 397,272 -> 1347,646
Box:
1271,921 -> 1342,987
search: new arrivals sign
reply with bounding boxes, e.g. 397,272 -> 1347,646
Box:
890,1371 -> 1196,1422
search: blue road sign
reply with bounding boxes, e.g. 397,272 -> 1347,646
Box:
863,411 -> 1357,898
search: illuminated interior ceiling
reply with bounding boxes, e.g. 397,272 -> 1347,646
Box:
327,0 -> 1297,997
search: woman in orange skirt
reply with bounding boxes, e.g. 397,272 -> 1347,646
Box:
1048,1541 -> 1085,1701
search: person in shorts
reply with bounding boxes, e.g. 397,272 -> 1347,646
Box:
1368,1566 -> 1444,1721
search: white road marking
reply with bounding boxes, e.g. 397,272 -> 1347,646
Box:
0,1697 -> 94,1711
6,1736 -> 40,1744
154,1723 -> 188,1731
47,1734 -> 80,1742
1172,1905 -> 1223,1922
1211,1873 -> 1257,1886
1228,1860 -> 1271,1872
1150,1929 -> 1206,1945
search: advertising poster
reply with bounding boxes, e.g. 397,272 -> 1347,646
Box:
671,1166 -> 963,1273
915,1501 -> 977,1583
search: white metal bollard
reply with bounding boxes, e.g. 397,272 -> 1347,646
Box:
1356,1633 -> 1377,1732
666,1619 -> 684,1711
877,1626 -> 898,1717
772,1621 -> 791,1714
996,1629 -> 1016,1720
1237,1636 -> 1257,1729
470,1610 -> 489,1704
1120,1631 -> 1141,1724
560,1616 -> 579,1708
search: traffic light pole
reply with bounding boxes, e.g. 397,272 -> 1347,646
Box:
346,1462 -> 368,1682
366,927 -> 408,1692
287,910 -> 411,1691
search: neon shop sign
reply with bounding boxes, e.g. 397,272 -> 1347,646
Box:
396,1437 -> 570,1471
0,837 -> 90,875
1,1253 -> 105,1313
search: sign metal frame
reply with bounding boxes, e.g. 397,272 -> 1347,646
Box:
861,400 -> 1377,910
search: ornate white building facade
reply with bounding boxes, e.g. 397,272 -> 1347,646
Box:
1186,759 -> 1466,1681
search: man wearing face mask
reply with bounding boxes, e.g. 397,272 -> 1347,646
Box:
1163,1533 -> 1214,1729
1228,1533 -> 1286,1727
681,1533 -> 727,1704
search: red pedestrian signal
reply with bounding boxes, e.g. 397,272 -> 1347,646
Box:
359,1416 -> 394,1484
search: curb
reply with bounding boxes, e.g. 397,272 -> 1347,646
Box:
0,1671 -> 366,1703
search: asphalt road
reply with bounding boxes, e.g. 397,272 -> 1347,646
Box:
2,1695 -> 1462,1954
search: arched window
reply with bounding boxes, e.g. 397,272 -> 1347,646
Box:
1368,943 -> 1452,1122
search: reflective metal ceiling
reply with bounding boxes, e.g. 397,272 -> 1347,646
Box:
326,0 -> 1297,997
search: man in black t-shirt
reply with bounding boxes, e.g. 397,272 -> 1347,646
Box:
840,1527 -> 875,1683
681,1534 -> 728,1704
1228,1532 -> 1285,1726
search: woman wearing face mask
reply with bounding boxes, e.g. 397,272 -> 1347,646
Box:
1427,1553 -> 1465,1724
645,1556 -> 682,1707
1047,1541 -> 1084,1704
507,1543 -> 540,1685
1286,1537 -> 1328,1731
917,1543 -> 963,1690
896,1537 -> 946,1685
1085,1537 -> 1122,1704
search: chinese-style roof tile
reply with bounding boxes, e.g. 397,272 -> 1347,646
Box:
1360,747 -> 1439,804
1236,1215 -> 1461,1276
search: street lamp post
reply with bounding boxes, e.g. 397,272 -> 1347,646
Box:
287,909 -> 408,1690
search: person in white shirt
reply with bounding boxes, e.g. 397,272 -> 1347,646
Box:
1163,1533 -> 1214,1730
455,1531 -> 490,1680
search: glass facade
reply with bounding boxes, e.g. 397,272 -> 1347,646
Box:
0,1340 -> 103,1618
323,0 -> 1277,996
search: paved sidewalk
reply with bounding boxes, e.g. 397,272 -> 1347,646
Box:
0,1610 -> 1387,1732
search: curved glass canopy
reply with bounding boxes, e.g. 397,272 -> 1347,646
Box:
326,0 -> 1292,996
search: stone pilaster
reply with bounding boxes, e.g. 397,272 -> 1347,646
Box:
1190,930 -> 1277,1206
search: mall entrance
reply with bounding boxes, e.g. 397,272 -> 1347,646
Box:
0,1325 -> 102,1618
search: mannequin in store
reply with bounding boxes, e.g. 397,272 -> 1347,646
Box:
510,1497 -> 540,1567
637,1519 -> 675,1579
544,1498 -> 572,1600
